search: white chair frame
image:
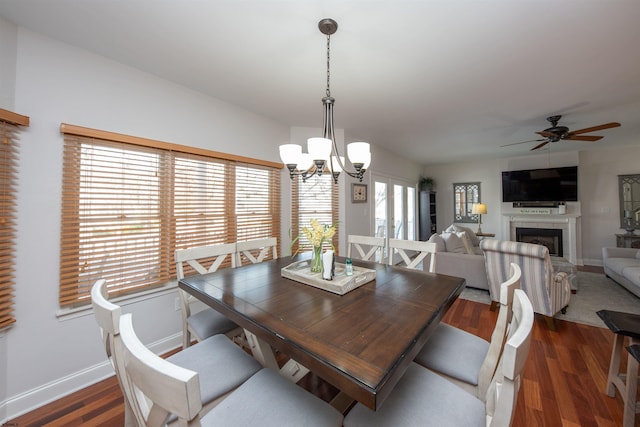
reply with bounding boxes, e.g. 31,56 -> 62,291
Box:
414,263 -> 521,400
344,287 -> 534,427
91,279 -> 150,427
388,239 -> 436,271
236,237 -> 278,266
347,235 -> 385,263
175,243 -> 240,348
119,313 -> 344,427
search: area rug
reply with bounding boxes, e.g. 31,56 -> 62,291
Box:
459,271 -> 640,328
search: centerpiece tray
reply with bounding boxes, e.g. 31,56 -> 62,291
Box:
281,259 -> 376,295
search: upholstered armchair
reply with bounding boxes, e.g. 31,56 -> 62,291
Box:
480,239 -> 571,330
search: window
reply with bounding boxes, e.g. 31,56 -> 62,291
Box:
291,174 -> 339,254
453,182 -> 480,223
0,109 -> 29,329
60,125 -> 281,308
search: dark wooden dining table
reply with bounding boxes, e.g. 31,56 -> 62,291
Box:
178,255 -> 465,411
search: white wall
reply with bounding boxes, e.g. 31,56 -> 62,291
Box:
0,15 -> 17,109
579,145 -> 640,263
0,16 -> 18,423
2,26 -> 290,420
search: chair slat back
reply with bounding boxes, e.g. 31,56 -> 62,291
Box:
486,289 -> 534,426
347,235 -> 385,263
174,243 -> 238,347
236,237 -> 278,266
175,243 -> 237,280
388,239 -> 436,270
119,313 -> 203,426
477,262 -> 521,399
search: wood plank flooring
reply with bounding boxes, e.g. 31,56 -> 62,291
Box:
8,270 -> 632,426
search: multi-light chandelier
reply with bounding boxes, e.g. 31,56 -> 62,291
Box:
279,18 -> 371,183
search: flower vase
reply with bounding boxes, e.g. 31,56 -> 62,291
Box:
311,245 -> 323,273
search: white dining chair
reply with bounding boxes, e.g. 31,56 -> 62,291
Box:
91,280 -> 262,424
236,237 -> 278,266
91,279 -> 144,427
347,235 -> 385,263
91,281 -> 262,425
388,239 -> 436,271
344,288 -> 534,427
175,243 -> 241,348
118,313 -> 344,427
413,263 -> 521,399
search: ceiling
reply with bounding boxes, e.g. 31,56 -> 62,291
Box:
1,0 -> 639,165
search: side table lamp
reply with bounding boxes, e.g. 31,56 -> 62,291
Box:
472,203 -> 487,234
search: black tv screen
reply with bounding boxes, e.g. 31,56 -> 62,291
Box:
502,166 -> 578,202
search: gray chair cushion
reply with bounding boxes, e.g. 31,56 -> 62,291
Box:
204,368 -> 344,426
413,323 -> 489,385
168,334 -> 261,405
188,308 -> 238,341
344,362 -> 485,427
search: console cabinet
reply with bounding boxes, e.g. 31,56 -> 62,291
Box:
419,190 -> 437,241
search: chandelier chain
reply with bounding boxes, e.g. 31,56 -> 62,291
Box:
326,34 -> 331,98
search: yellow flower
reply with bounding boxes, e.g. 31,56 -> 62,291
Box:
292,218 -> 337,255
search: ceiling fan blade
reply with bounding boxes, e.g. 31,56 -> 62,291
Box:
531,140 -> 550,151
569,122 -> 621,134
536,131 -> 555,138
500,138 -> 546,147
564,135 -> 603,142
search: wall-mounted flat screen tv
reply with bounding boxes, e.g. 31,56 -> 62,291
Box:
502,166 -> 578,202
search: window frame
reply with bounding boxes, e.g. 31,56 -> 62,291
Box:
59,124 -> 282,308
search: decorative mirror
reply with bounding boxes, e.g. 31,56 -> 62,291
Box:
619,174 -> 640,232
453,182 -> 480,223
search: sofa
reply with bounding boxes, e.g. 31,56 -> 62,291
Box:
425,224 -> 489,291
602,247 -> 640,298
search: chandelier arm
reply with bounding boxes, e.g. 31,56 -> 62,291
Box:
287,165 -> 319,182
280,18 -> 369,185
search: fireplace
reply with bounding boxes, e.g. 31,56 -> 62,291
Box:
516,227 -> 563,257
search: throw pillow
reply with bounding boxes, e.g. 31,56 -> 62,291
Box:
441,232 -> 466,254
456,231 -> 476,255
427,233 -> 446,252
452,224 -> 480,247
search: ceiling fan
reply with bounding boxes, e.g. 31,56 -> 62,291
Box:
502,115 -> 621,151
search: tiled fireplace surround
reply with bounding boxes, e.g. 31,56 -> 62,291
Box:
501,213 -> 582,265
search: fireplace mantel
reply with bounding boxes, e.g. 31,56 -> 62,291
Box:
502,214 -> 582,265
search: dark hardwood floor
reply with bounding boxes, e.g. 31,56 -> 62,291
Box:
8,266 -> 631,426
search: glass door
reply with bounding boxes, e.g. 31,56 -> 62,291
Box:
373,175 -> 417,264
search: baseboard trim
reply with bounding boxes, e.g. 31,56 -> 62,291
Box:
581,258 -> 604,268
1,332 -> 182,422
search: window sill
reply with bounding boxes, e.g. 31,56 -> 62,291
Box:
56,280 -> 179,321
